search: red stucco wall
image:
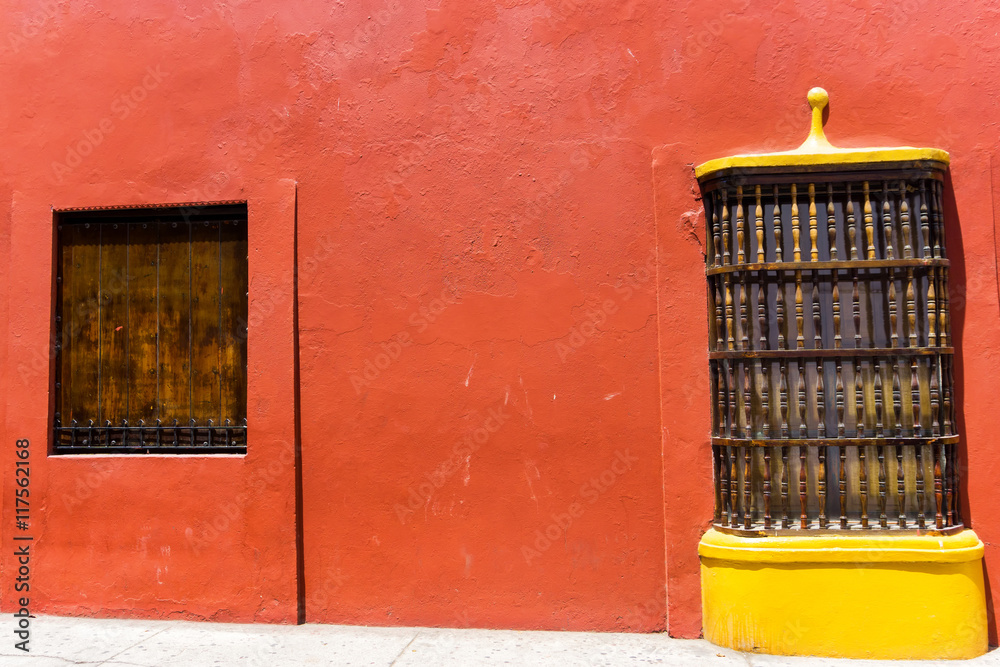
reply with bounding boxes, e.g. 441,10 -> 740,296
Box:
1,0 -> 1000,641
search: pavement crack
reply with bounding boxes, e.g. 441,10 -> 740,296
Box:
388,630 -> 421,666
96,626 -> 171,666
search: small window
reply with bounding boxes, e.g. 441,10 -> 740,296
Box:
53,203 -> 248,454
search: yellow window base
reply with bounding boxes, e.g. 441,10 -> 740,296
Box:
699,528 -> 988,660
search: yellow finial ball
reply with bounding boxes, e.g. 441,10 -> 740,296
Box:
807,87 -> 829,110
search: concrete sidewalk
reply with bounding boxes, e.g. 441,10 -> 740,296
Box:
1,615 -> 997,666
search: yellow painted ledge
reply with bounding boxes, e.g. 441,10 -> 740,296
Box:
700,528 -> 988,660
694,87 -> 950,179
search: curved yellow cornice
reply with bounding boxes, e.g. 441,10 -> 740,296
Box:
695,87 -> 950,180
699,527 -> 984,564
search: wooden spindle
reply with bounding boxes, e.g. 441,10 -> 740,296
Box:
739,276 -> 749,350
798,360 -> 807,438
743,364 -> 752,439
916,442 -> 926,529
860,443 -> 870,529
736,185 -> 746,264
939,271 -> 949,346
808,183 -> 818,261
791,183 -> 801,262
755,185 -> 765,263
818,445 -> 827,528
730,444 -> 739,528
847,183 -> 858,260
779,362 -> 789,437
827,183 -> 837,260
741,446 -> 751,528
776,279 -> 786,349
711,193 -> 721,266
835,361 -> 845,437
781,445 -> 790,528
799,445 -> 808,529
942,355 -> 954,436
833,279 -> 842,348
817,362 -> 826,438
855,361 -> 865,437
722,189 -> 731,264
711,363 -> 721,436
945,442 -> 955,525
773,185 -> 783,262
852,271 -> 861,348
930,180 -> 942,258
906,268 -> 916,347
757,279 -> 767,349
714,278 -> 725,351
878,444 -> 888,528
911,358 -> 922,437
874,363 -> 884,437
863,181 -> 875,259
947,442 -> 958,525
720,446 -> 730,524
930,357 -> 941,436
927,269 -> 937,347
882,180 -> 894,260
761,362 -> 770,438
724,274 -> 735,350
935,180 -> 948,257
920,181 -> 931,257
900,180 -> 913,259
719,360 -> 729,437
897,443 -> 906,528
839,443 -> 847,529
730,360 -> 740,438
812,283 -> 822,348
763,446 -> 772,529
795,274 -> 804,349
887,270 -> 898,347
713,446 -> 723,523
934,442 -> 944,528
892,363 -> 902,437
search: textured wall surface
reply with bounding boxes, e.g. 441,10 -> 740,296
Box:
0,0 -> 999,641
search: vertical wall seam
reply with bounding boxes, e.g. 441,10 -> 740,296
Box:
292,182 -> 306,624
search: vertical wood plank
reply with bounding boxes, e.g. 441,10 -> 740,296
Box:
62,224 -> 102,427
219,218 -> 248,426
158,221 -> 192,428
99,223 -> 129,429
190,220 -> 222,430
127,223 -> 159,426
